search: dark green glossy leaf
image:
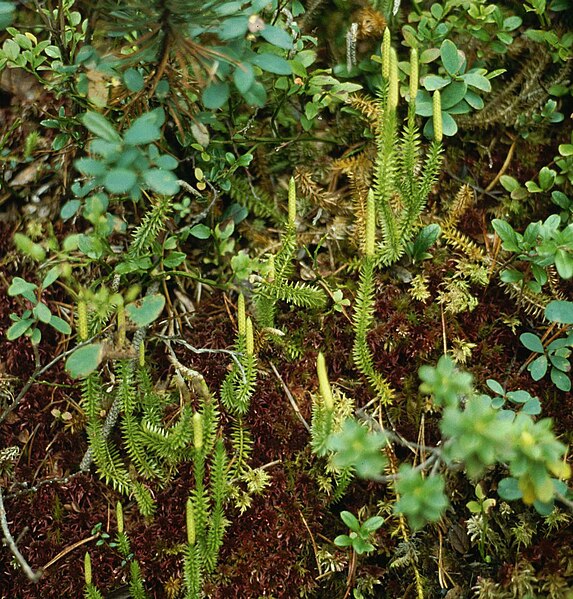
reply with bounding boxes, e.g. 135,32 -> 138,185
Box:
259,24 -> 293,50
252,53 -> 292,75
123,68 -> 145,92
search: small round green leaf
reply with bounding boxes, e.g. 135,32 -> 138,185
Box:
486,379 -> 505,396
202,82 -> 230,110
126,294 -> 166,327
104,169 -> 138,194
65,343 -> 104,378
33,302 -> 52,323
252,53 -> 292,75
143,169 -> 180,195
123,68 -> 145,92
61,199 -> 82,221
189,224 -> 211,239
81,111 -> 121,143
520,332 -> 544,354
551,368 -> 571,391
545,300 -> 573,324
497,477 -> 522,501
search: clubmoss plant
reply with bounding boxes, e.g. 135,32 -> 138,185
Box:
253,177 -> 327,330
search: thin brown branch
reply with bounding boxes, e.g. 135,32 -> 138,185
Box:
0,489 -> 43,583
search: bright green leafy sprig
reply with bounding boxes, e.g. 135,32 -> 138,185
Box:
327,419 -> 388,478
440,395 -> 513,479
253,178 -> 327,330
334,510 -> 384,554
7,270 -> 71,344
418,354 -> 473,406
493,215 -> 573,286
327,355 -> 571,529
508,414 -> 571,505
83,553 -> 104,599
394,465 -> 449,531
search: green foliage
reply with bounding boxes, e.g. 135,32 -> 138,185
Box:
480,379 -> 541,416
327,419 -> 388,479
7,269 -> 71,344
403,1 -> 522,56
220,298 -> 257,417
519,300 -> 573,392
334,510 -> 384,555
83,553 -> 104,599
441,395 -> 513,478
394,465 -> 449,530
253,179 -> 327,329
466,483 -> 496,562
310,353 -> 355,500
416,39 -> 498,138
493,215 -> 573,290
327,357 -> 570,531
404,223 -> 441,263
372,33 -> 443,264
0,2 -> 88,95
418,355 -> 473,407
509,414 -> 570,505
3,0 -> 573,595
0,2 -> 15,30
352,254 -> 395,404
73,109 -> 179,202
